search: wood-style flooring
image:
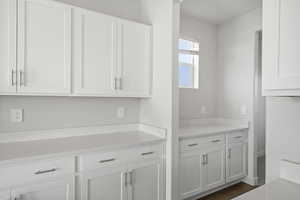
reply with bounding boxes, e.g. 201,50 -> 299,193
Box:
198,183 -> 257,200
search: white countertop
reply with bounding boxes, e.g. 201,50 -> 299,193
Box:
0,131 -> 164,164
234,179 -> 300,200
179,124 -> 249,139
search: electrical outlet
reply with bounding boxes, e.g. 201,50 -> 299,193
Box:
201,106 -> 207,114
10,109 -> 24,123
117,107 -> 126,119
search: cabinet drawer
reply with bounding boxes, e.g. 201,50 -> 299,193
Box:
0,156 -> 75,188
79,150 -> 125,171
129,144 -> 163,161
180,135 -> 225,152
227,131 -> 247,144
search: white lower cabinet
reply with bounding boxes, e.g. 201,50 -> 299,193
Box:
0,143 -> 164,200
202,147 -> 226,191
12,176 -> 74,200
179,152 -> 203,199
179,131 -> 247,199
0,190 -> 10,200
81,161 -> 163,200
81,167 -> 127,200
128,161 -> 164,200
226,142 -> 247,183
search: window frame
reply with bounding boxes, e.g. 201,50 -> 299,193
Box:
178,38 -> 200,89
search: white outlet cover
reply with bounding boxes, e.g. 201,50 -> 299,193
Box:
10,109 -> 24,123
117,107 -> 126,119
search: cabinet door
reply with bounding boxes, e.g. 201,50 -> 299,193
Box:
202,148 -> 226,191
17,0 -> 71,95
128,161 -> 163,200
73,9 -> 117,96
0,190 -> 10,200
117,20 -> 152,97
80,167 -> 127,200
263,0 -> 300,95
226,143 -> 247,183
0,0 -> 17,94
179,153 -> 202,199
12,176 -> 74,200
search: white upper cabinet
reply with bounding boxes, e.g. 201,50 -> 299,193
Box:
263,0 -> 300,96
0,0 -> 152,97
17,0 -> 72,95
116,20 -> 152,97
73,9 -> 117,96
0,0 -> 17,94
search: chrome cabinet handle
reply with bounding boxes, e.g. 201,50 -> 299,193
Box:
129,171 -> 133,186
188,143 -> 198,147
11,69 -> 16,86
35,168 -> 57,175
119,78 -> 122,90
228,149 -> 232,159
99,158 -> 116,163
141,152 -> 154,156
234,136 -> 242,139
202,154 -> 206,165
124,172 -> 128,187
206,154 -> 208,165
114,78 -> 117,90
211,139 -> 221,143
19,70 -> 25,86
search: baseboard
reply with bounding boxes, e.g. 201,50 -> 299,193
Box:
242,176 -> 259,186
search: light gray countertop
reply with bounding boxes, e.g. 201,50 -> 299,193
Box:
0,131 -> 164,164
234,179 -> 300,200
179,124 -> 249,139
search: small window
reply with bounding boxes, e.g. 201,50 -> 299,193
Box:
178,39 -> 199,89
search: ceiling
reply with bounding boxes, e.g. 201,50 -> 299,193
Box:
181,0 -> 262,24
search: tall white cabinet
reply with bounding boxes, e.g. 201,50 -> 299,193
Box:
0,0 -> 152,97
263,0 -> 300,96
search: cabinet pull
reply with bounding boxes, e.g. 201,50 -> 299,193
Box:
124,172 -> 128,186
234,136 -> 242,139
114,78 -> 117,90
35,168 -> 57,175
129,171 -> 133,186
202,154 -> 206,165
188,143 -> 198,147
119,78 -> 122,90
206,154 -> 208,165
141,151 -> 154,156
11,69 -> 16,86
19,70 -> 25,86
99,158 -> 116,163
211,139 -> 221,143
228,149 -> 232,159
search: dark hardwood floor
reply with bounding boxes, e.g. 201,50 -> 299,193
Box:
198,183 -> 257,200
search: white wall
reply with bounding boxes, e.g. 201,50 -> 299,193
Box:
140,0 -> 179,199
0,0 -> 144,133
56,0 -> 145,23
216,8 -> 262,183
179,14 -> 218,120
266,97 -> 300,182
0,96 -> 140,133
